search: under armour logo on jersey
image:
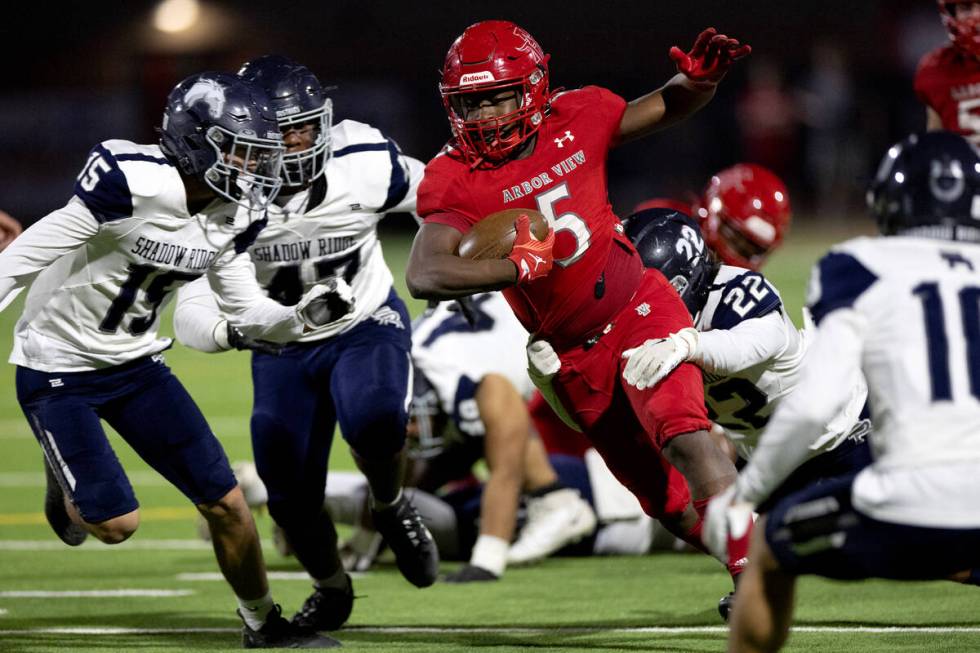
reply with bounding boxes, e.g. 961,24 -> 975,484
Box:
184,79 -> 228,119
48,379 -> 64,388
371,306 -> 405,330
554,131 -> 575,148
635,303 -> 651,317
349,203 -> 362,211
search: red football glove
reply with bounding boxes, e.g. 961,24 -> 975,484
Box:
669,27 -> 751,84
507,214 -> 554,284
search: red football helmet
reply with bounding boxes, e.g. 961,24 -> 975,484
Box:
439,20 -> 550,164
939,0 -> 980,59
695,164 -> 791,271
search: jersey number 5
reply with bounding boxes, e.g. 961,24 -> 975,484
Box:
535,183 -> 591,267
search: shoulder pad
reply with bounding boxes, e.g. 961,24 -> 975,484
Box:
806,249 -> 878,326
73,143 -> 134,223
711,270 -> 782,330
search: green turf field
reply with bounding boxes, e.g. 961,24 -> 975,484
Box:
1,227 -> 978,652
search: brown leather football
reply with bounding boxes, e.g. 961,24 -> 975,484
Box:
457,208 -> 550,260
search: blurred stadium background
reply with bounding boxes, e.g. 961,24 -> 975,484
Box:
0,0 -> 944,227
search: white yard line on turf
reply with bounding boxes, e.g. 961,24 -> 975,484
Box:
0,590 -> 194,598
1,625 -> 980,636
176,571 -> 365,581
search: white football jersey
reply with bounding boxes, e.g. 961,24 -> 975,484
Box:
739,236 -> 980,527
696,265 -> 867,460
0,140 -> 302,372
246,119 -> 423,341
411,292 -> 532,438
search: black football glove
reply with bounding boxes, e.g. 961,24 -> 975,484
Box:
226,323 -> 284,356
441,564 -> 499,583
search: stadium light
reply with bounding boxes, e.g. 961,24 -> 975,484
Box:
153,0 -> 201,33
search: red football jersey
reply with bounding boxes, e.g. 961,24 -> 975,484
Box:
915,44 -> 980,143
418,86 -> 644,345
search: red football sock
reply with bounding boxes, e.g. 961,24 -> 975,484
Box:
692,496 -> 751,579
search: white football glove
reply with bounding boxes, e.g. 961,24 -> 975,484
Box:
703,483 -> 756,565
295,277 -> 355,328
527,338 -> 561,380
621,327 -> 699,390
526,338 -> 582,432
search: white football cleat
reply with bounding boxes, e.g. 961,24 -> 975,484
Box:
507,488 -> 597,565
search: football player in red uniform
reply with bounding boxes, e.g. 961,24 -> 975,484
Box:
635,163 -> 792,271
406,20 -> 751,595
916,1 -> 980,141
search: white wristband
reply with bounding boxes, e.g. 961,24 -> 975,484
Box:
212,320 -> 231,350
470,534 -> 508,577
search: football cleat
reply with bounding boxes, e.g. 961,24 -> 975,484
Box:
371,495 -> 439,588
43,458 -> 88,546
507,488 -> 597,565
718,591 -> 735,622
240,604 -> 341,648
291,575 -> 354,632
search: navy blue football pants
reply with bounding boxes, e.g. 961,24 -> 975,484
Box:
250,289 -> 411,578
17,354 -> 236,523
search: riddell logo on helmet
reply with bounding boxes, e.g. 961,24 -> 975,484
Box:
460,71 -> 496,85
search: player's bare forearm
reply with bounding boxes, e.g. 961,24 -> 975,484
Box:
615,74 -> 715,145
406,223 -> 517,299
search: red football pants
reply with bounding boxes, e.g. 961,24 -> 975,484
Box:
550,270 -> 710,520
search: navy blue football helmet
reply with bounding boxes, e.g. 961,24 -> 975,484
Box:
623,208 -> 719,316
238,55 -> 333,188
867,131 -> 980,242
159,72 -> 284,208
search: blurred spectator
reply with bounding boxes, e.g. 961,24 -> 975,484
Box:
735,57 -> 800,180
796,41 -> 863,217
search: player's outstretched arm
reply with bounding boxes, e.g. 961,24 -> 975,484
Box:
616,27 -> 750,145
0,210 -> 23,252
0,197 -> 99,312
406,223 -> 519,299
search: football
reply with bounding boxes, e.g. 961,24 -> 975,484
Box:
457,208 -> 550,260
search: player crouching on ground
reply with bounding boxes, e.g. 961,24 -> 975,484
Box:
705,132 -> 980,652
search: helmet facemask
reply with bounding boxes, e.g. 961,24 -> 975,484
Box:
278,98 -> 333,188
202,125 -> 284,209
940,1 -> 980,59
442,69 -> 548,164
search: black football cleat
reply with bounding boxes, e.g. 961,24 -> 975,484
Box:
372,494 -> 439,588
291,574 -> 355,632
718,591 -> 735,622
43,458 -> 88,546
240,605 -> 341,648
